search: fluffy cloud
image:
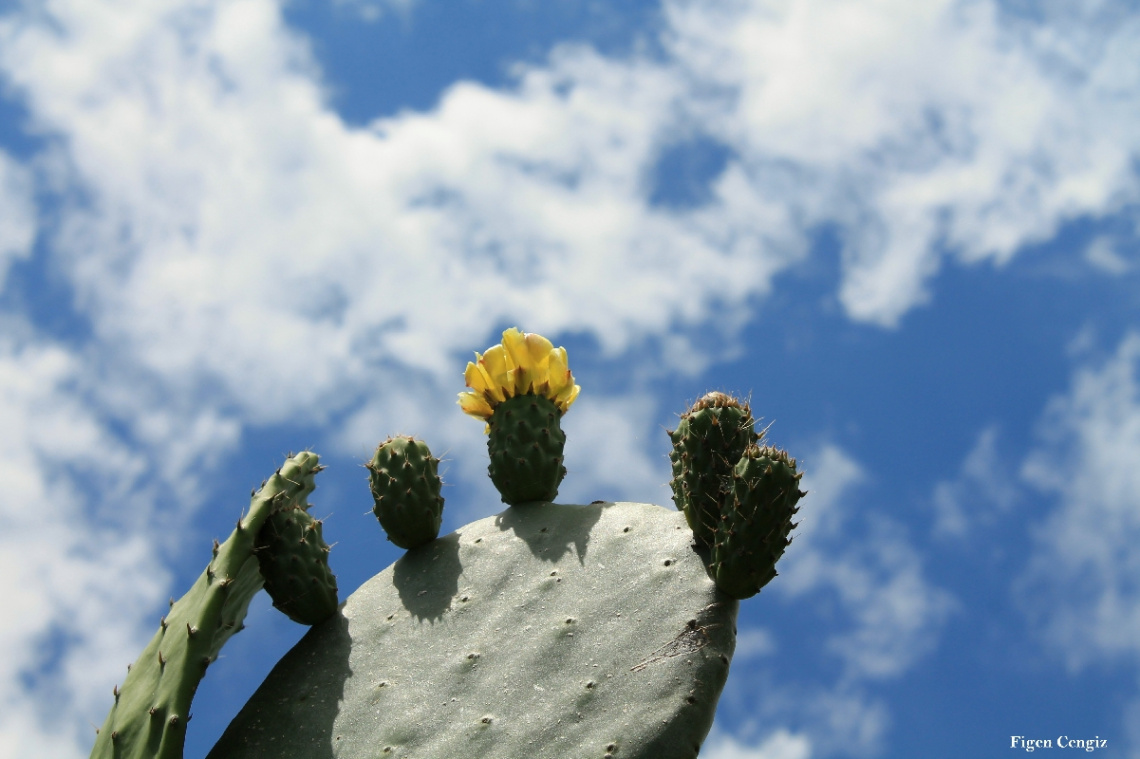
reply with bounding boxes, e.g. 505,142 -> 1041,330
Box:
782,446 -> 954,680
0,322 -> 187,757
704,729 -> 813,759
665,0 -> 1140,324
931,426 -> 1020,538
1019,332 -> 1140,669
0,150 -> 34,288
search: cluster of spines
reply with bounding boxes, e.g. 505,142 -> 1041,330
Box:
367,436 -> 445,549
92,452 -> 332,759
669,393 -> 806,599
711,444 -> 805,599
668,392 -> 761,545
487,394 -> 567,505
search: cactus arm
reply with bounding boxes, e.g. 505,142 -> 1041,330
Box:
90,451 -> 323,759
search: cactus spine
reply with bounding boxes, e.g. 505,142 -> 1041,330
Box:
90,452 -> 334,759
367,435 -> 445,549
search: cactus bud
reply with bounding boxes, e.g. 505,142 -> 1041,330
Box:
368,436 -> 445,549
710,444 -> 804,600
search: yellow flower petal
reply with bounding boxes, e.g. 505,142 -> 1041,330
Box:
545,350 -> 571,395
458,391 -> 494,420
459,328 -> 580,422
481,344 -> 513,385
467,360 -> 506,403
555,383 -> 581,412
522,332 -> 555,366
501,328 -> 529,368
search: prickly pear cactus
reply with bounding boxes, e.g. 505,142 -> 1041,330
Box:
91,452 -> 331,759
94,327 -> 806,759
207,500 -> 737,759
367,435 -> 445,549
711,444 -> 804,600
667,392 -> 761,545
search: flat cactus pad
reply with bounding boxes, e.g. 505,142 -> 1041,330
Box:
208,501 -> 738,759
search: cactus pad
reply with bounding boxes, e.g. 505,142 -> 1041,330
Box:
207,501 -> 738,759
711,445 -> 804,600
487,394 -> 567,505
668,392 -> 760,545
367,435 -> 445,549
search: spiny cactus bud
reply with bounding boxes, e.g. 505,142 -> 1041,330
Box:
668,392 -> 761,545
255,498 -> 339,625
487,394 -> 567,505
710,444 -> 804,600
368,436 -> 444,549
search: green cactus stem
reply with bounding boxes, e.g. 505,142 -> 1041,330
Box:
90,452 -> 327,759
668,392 -> 761,545
367,435 -> 445,549
207,501 -> 738,759
711,444 -> 805,600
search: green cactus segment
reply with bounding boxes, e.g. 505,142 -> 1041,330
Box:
207,501 -> 738,759
90,452 -> 324,759
487,393 -> 567,505
367,435 -> 444,549
668,392 -> 760,545
712,445 -> 804,600
255,502 -> 338,625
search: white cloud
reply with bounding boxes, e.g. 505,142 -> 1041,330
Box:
665,0 -> 1140,324
931,426 -> 1020,538
0,322 -> 180,758
704,730 -> 812,759
558,392 -> 668,505
1084,235 -> 1133,275
1019,332 -> 1140,670
0,150 -> 35,289
331,0 -> 416,23
781,446 -> 955,681
734,625 -> 777,661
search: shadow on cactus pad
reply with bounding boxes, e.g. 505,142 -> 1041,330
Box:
207,501 -> 738,759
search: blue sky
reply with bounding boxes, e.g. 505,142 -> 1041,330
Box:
1,0 -> 1139,757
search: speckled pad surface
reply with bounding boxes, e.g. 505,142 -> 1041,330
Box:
208,501 -> 738,759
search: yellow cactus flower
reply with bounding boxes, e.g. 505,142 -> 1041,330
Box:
458,328 -> 581,423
